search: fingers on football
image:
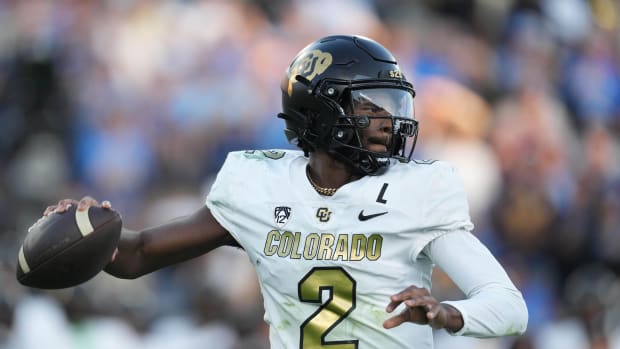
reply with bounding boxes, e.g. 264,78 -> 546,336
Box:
44,205 -> 57,216
77,196 -> 112,211
50,199 -> 79,215
45,197 -> 112,216
77,196 -> 98,211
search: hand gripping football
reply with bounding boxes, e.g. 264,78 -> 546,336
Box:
16,205 -> 122,289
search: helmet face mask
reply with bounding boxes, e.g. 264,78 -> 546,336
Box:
279,35 -> 419,175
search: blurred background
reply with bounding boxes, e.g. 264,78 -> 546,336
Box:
0,0 -> 619,348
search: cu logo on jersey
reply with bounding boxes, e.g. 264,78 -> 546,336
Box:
316,207 -> 332,223
274,206 -> 291,228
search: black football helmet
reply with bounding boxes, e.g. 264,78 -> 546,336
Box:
278,35 -> 418,175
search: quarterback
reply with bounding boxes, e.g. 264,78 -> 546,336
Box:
46,35 -> 528,348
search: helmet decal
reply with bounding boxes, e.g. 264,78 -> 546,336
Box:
287,49 -> 333,96
388,70 -> 403,78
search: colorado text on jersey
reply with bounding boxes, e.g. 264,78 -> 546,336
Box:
263,230 -> 383,261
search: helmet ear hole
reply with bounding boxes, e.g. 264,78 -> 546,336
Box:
332,128 -> 354,144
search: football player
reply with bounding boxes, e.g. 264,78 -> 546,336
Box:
46,35 -> 527,348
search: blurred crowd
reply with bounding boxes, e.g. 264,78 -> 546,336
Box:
1,0 -> 619,348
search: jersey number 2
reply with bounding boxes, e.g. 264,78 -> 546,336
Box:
298,267 -> 358,348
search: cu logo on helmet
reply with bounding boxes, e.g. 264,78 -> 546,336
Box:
288,49 -> 333,96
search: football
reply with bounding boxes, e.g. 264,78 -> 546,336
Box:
16,205 -> 122,289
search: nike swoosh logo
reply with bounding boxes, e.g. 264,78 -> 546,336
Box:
358,210 -> 388,221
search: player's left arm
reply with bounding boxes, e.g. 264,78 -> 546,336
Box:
425,230 -> 528,337
383,230 -> 528,337
384,162 -> 527,335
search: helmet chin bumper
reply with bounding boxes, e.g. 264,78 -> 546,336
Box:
329,149 -> 391,176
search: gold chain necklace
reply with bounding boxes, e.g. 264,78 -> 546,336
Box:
306,167 -> 338,196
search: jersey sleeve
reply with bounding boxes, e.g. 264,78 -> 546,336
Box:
205,152 -> 246,247
425,230 -> 528,337
425,162 -> 474,231
410,162 -> 475,259
205,150 -> 292,251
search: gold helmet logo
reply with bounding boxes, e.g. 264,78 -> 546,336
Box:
288,50 -> 333,96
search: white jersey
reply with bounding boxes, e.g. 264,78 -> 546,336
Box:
206,149 -> 474,349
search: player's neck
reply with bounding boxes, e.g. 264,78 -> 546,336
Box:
307,153 -> 361,191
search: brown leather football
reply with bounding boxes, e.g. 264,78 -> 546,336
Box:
16,205 -> 122,289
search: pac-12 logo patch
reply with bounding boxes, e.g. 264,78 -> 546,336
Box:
274,206 -> 291,228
